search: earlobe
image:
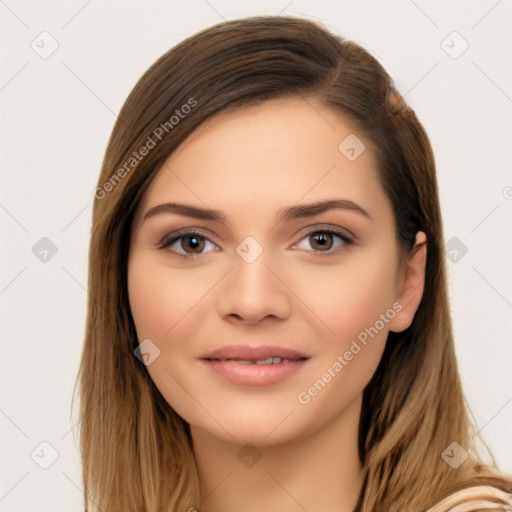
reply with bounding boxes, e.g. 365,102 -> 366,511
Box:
388,231 -> 427,333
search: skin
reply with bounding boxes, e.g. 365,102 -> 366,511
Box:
127,95 -> 427,512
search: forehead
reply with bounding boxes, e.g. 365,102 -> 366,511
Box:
134,96 -> 391,228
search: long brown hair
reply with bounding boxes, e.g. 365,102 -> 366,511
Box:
72,15 -> 512,511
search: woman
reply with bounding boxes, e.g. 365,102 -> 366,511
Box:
73,15 -> 512,512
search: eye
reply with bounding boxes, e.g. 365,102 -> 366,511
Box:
158,230 -> 218,257
294,228 -> 353,253
158,227 -> 354,258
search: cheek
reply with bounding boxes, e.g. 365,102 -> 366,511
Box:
294,248 -> 397,380
127,255 -> 207,418
127,254 -> 212,340
294,251 -> 396,415
127,258 -> 169,340
291,248 -> 398,345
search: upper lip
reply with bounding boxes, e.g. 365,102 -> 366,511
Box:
200,344 -> 310,361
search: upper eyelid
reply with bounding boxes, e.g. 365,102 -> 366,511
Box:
293,224 -> 355,242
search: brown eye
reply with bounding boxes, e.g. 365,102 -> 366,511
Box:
294,228 -> 353,254
181,234 -> 205,253
309,232 -> 333,251
159,231 -> 218,257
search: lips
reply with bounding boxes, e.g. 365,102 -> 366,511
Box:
200,344 -> 310,363
199,345 -> 310,386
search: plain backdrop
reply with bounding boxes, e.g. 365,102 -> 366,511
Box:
1,0 -> 511,510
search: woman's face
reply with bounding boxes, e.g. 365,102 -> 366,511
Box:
128,96 -> 413,446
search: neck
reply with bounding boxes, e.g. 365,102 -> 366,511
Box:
190,394 -> 363,512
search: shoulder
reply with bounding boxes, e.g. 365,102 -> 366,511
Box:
425,485 -> 512,512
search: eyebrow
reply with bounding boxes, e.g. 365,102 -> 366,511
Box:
141,198 -> 373,225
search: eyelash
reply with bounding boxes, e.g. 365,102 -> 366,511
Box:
157,227 -> 354,259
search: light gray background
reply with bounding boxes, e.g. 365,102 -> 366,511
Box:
1,0 -> 511,510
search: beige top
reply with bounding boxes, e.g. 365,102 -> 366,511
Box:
425,486 -> 512,512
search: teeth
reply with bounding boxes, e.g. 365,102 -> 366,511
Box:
229,357 -> 284,365
256,357 -> 275,365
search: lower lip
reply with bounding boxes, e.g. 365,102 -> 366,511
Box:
201,359 -> 308,386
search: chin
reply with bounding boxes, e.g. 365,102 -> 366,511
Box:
194,418 -> 303,447
186,399 -> 324,448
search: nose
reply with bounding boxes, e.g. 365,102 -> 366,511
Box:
216,244 -> 292,325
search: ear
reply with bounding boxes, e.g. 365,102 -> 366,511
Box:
388,231 -> 427,333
